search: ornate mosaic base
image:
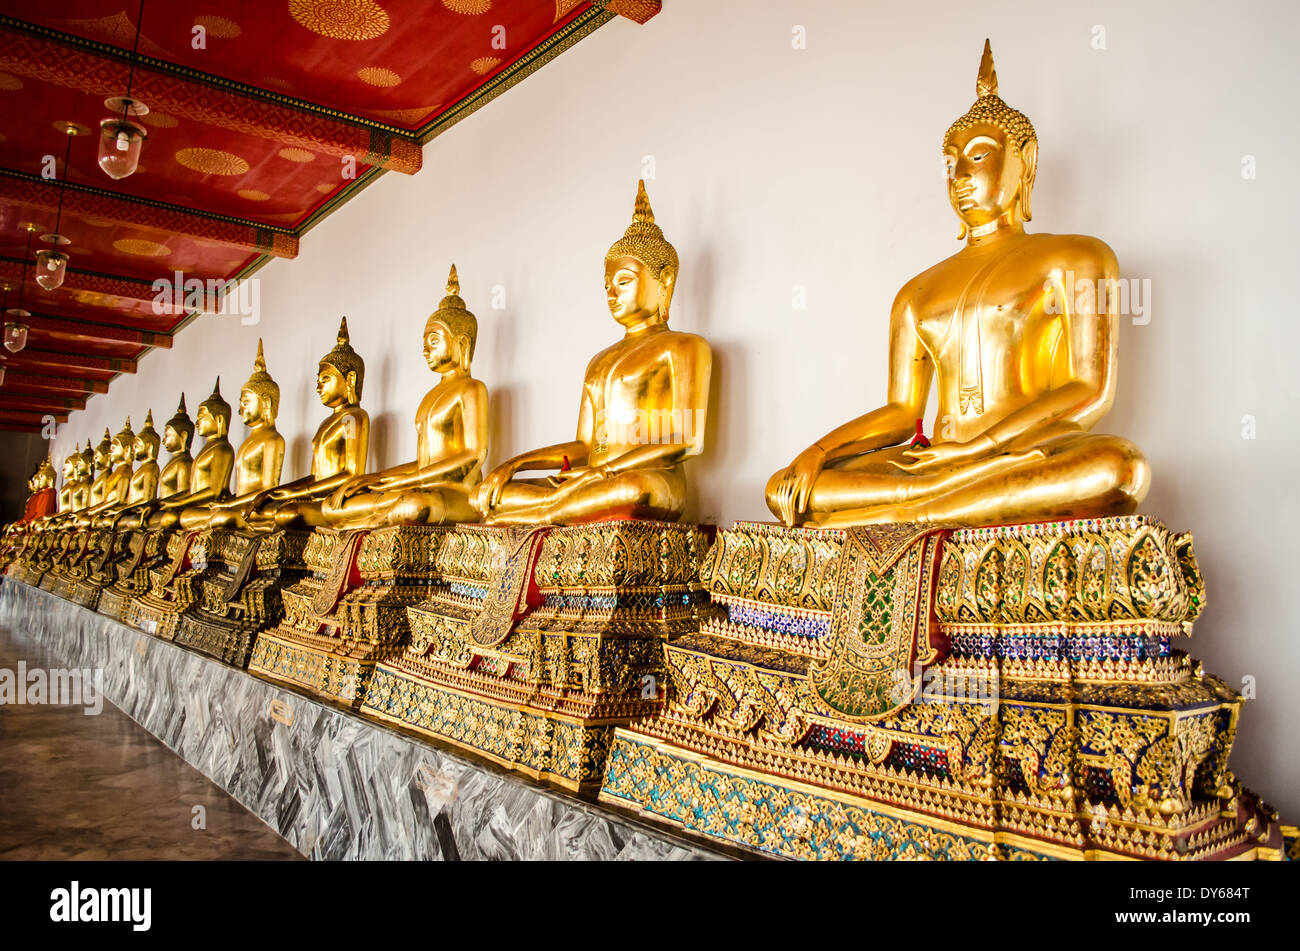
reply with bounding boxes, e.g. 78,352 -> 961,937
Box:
174,529 -> 311,668
97,530 -> 172,622
123,530 -> 227,640
601,517 -> 1285,860
601,732 -> 1053,860
361,520 -> 716,792
249,525 -> 449,706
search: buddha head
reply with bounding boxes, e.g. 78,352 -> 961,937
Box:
238,339 -> 279,427
61,454 -> 77,485
605,180 -> 678,329
94,428 -> 113,471
943,40 -> 1038,237
164,394 -> 195,453
111,417 -> 135,465
79,440 -> 95,480
38,456 -> 55,488
134,409 -> 161,462
424,265 -> 477,374
317,316 -> 365,408
197,378 -> 232,439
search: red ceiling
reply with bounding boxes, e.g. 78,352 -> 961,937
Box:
0,0 -> 655,433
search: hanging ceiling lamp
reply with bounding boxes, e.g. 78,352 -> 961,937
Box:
98,0 -> 149,180
35,124 -> 84,291
5,227 -> 34,353
0,284 -> 15,371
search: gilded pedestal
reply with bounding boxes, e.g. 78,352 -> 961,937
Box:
599,517 -> 1283,860
98,530 -> 173,622
40,529 -> 94,600
248,525 -> 448,703
170,529 -> 311,667
361,520 -> 715,792
123,530 -> 226,639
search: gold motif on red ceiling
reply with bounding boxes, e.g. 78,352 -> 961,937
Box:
48,13 -> 138,47
278,147 -> 317,163
289,0 -> 391,40
238,189 -> 271,201
261,77 -> 296,91
369,105 -> 441,123
83,217 -> 114,228
143,112 -> 179,129
0,73 -> 22,91
113,238 -> 171,257
315,183 -> 336,194
194,15 -> 242,39
174,148 -> 250,176
554,0 -> 583,21
443,0 -> 493,13
470,57 -> 501,75
356,67 -> 401,87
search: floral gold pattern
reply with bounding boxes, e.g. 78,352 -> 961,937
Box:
174,147 -> 250,176
288,0 -> 390,40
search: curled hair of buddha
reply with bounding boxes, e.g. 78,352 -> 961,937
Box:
605,179 -> 679,281
943,40 -> 1037,151
241,339 -> 280,416
167,393 -> 195,448
425,265 -> 478,363
136,409 -> 161,456
320,316 -> 365,400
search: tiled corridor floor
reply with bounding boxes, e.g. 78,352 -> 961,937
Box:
0,621 -> 302,860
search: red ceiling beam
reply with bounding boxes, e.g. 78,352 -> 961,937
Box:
0,422 -> 43,434
0,260 -> 177,323
0,27 -> 421,176
1,370 -> 109,395
0,408 -> 67,425
2,347 -> 136,375
0,172 -> 298,259
0,393 -> 86,413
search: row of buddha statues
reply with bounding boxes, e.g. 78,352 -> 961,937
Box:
9,50 -> 1150,538
5,42 -> 1280,861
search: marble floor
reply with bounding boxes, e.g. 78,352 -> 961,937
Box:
0,620 -> 302,861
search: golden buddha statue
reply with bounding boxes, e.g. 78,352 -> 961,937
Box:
94,411 -> 161,528
76,418 -> 135,526
188,340 -> 285,530
322,268 -> 487,528
767,41 -> 1149,528
85,429 -> 113,509
45,442 -> 94,527
114,396 -> 194,530
56,453 -> 77,516
146,381 -> 234,531
473,183 -> 711,525
242,317 -> 370,530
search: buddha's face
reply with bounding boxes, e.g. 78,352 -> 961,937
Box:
316,363 -> 349,408
134,435 -> 156,461
424,321 -> 457,372
196,405 -> 217,437
944,121 -> 1030,228
62,459 -> 75,482
605,256 -> 666,327
109,438 -> 129,465
163,424 -> 181,452
238,388 -> 263,425
94,444 -> 111,468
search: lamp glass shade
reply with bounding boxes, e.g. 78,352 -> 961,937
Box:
97,117 -> 147,180
4,322 -> 28,353
34,249 -> 69,290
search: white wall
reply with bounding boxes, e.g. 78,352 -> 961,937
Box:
55,1 -> 1300,818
